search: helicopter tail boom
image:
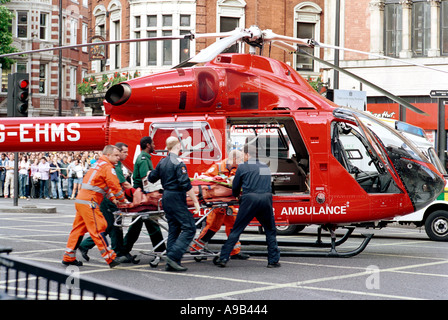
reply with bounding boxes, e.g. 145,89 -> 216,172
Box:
0,116 -> 109,152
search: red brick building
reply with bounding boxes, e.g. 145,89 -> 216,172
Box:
86,0 -> 327,94
0,0 -> 90,116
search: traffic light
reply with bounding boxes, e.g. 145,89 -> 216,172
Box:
7,73 -> 29,117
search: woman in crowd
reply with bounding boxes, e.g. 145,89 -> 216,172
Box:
18,154 -> 30,199
70,159 -> 84,200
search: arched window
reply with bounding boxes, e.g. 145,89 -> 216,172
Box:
294,2 -> 322,73
217,0 -> 246,53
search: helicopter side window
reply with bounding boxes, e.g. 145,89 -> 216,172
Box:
331,121 -> 400,194
149,121 -> 222,162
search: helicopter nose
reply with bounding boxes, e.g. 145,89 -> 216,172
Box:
398,158 -> 445,211
105,83 -> 132,106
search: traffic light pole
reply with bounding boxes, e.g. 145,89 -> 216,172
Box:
13,152 -> 18,206
431,90 -> 448,167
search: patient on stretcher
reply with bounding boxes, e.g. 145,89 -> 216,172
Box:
117,175 -> 236,212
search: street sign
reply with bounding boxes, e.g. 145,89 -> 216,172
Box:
430,90 -> 448,98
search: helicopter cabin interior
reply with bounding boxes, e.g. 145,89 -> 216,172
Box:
227,117 -> 310,195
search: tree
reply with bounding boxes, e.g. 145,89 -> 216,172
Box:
0,0 -> 18,69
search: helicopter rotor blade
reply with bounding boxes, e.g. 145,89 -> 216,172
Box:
295,47 -> 429,116
272,40 -> 428,116
265,29 -> 448,75
262,29 -> 315,47
0,34 -> 196,59
173,28 -> 251,68
316,42 -> 448,75
188,29 -> 251,64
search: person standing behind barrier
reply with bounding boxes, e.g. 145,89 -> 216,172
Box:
30,159 -> 40,198
0,153 -> 7,197
70,159 -> 84,199
148,136 -> 201,271
62,145 -> 127,268
215,145 -> 280,268
50,159 -> 63,199
18,155 -> 30,199
4,153 -> 14,198
38,157 -> 50,199
67,156 -> 75,199
122,136 -> 166,259
58,156 -> 69,199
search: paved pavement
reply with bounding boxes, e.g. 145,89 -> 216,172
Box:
1,197 -> 448,304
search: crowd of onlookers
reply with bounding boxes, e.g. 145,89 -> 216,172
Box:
0,151 -> 131,200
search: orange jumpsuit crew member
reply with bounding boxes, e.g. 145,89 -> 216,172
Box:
62,145 -> 127,268
192,149 -> 249,259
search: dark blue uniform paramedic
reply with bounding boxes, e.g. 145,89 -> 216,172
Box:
148,136 -> 201,271
215,145 -> 280,268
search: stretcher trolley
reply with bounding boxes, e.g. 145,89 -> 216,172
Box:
113,183 -> 238,267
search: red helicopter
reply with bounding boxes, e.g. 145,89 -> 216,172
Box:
0,27 -> 445,257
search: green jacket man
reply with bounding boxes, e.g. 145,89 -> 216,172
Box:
123,136 -> 166,256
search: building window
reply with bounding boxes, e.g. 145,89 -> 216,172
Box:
384,3 -> 402,57
180,30 -> 190,63
112,20 -> 121,69
1,67 -> 11,93
39,13 -> 48,40
163,30 -> 172,65
293,3 -> 321,73
69,19 -> 78,45
412,0 -> 431,57
147,31 -> 157,65
162,15 -> 172,65
179,15 -> 191,62
17,63 -> 27,74
220,17 -> 239,53
162,14 -> 172,27
140,12 -> 194,67
296,22 -> 314,71
135,31 -> 141,66
217,0 -> 245,53
39,64 -> 47,95
70,67 -> 77,99
442,1 -> 448,55
147,15 -> 157,27
82,23 -> 88,52
17,11 -> 28,38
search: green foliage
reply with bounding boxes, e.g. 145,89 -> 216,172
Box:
306,76 -> 324,93
0,0 -> 18,69
77,71 -> 141,96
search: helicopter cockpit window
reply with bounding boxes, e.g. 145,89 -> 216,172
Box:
149,121 -> 222,162
333,108 -> 445,210
331,120 -> 401,194
228,118 -> 310,194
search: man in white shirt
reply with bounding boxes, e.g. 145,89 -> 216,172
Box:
4,153 -> 15,198
38,157 -> 50,199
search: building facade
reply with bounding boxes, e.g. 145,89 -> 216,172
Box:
0,0 -> 90,116
86,0 -> 327,89
328,0 -> 448,143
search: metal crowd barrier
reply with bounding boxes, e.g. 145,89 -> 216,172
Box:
0,247 -> 157,300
